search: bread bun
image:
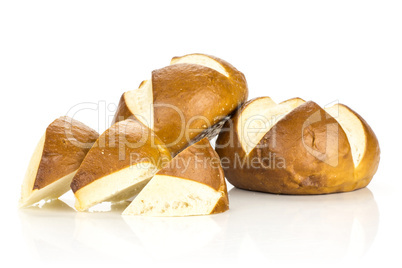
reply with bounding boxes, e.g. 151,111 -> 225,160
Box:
113,53 -> 248,155
215,97 -> 380,194
20,116 -> 98,207
123,138 -> 229,216
71,119 -> 171,211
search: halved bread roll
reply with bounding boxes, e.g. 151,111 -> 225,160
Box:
123,138 -> 229,216
113,53 -> 248,155
215,97 -> 380,194
71,119 -> 171,211
19,116 -> 99,207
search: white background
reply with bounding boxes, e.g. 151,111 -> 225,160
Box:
1,1 -> 401,267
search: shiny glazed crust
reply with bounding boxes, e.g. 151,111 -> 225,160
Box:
113,53 -> 248,155
157,138 -> 229,214
337,104 -> 380,189
70,119 -> 171,193
35,116 -> 99,189
216,100 -> 380,194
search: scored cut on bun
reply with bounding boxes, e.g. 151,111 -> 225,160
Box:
215,97 -> 380,194
113,53 -> 248,155
123,138 -> 229,216
325,103 -> 381,190
71,119 -> 171,211
20,116 -> 99,207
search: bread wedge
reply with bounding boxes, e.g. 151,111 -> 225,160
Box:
123,138 -> 229,216
71,119 -> 171,211
113,53 -> 248,155
215,97 -> 380,194
19,116 -> 98,207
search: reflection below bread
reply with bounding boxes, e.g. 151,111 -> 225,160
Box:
18,199 -> 137,261
18,188 -> 378,262
19,198 -> 229,262
224,187 -> 379,261
123,214 -> 228,260
18,200 -> 78,261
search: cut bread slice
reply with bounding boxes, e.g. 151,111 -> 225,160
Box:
238,97 -> 305,155
115,80 -> 154,129
19,116 -> 99,208
123,138 -> 229,216
112,53 -> 248,155
71,119 -> 171,211
216,98 -> 380,194
325,104 -> 365,167
170,53 -> 230,77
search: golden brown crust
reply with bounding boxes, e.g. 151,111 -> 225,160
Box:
152,62 -> 246,154
70,119 -> 171,193
157,138 -> 225,191
338,104 -> 381,189
216,101 -> 358,194
157,138 -> 229,213
279,97 -> 306,104
210,195 -> 229,214
112,94 -> 135,125
34,117 -> 98,190
113,54 -> 248,155
171,53 -> 248,99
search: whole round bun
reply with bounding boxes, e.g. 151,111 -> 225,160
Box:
215,97 -> 380,194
